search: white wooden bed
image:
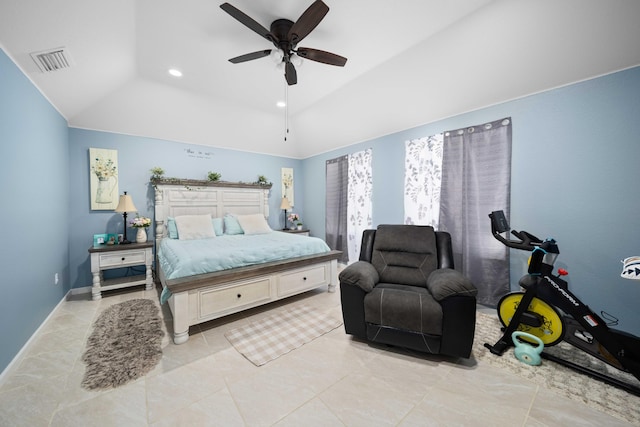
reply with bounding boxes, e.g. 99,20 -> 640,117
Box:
154,179 -> 341,344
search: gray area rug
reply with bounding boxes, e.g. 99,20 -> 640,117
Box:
82,298 -> 164,390
225,304 -> 343,366
475,311 -> 640,425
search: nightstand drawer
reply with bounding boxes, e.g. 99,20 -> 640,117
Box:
99,250 -> 147,268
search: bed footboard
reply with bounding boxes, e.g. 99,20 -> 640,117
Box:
160,252 -> 340,344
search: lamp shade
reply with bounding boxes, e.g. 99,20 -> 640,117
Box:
280,197 -> 292,210
115,193 -> 137,213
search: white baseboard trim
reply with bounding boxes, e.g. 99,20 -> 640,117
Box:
0,291 -> 71,386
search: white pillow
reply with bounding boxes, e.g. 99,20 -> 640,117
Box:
174,214 -> 215,240
236,214 -> 272,235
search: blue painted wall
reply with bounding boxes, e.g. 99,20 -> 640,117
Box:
0,49 -> 69,372
303,65 -> 640,335
67,129 -> 303,289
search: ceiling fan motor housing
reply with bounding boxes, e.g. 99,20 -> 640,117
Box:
270,19 -> 295,59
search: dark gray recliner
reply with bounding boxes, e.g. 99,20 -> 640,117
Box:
339,224 -> 478,358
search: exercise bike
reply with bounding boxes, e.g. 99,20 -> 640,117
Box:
484,210 -> 640,396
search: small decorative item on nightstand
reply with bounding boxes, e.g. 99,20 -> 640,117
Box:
130,215 -> 152,243
288,213 -> 302,230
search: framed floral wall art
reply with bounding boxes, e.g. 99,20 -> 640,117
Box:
89,148 -> 119,210
281,167 -> 294,206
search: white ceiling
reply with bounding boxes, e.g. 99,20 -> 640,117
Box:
1,0 -> 640,158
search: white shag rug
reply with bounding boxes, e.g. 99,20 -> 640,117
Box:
82,299 -> 164,390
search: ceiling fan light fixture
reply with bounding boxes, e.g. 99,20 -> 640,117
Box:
270,49 -> 284,64
290,54 -> 303,68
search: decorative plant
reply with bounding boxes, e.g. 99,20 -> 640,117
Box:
150,167 -> 164,180
288,213 -> 302,226
130,215 -> 152,228
256,175 -> 270,185
92,157 -> 117,180
207,171 -> 222,182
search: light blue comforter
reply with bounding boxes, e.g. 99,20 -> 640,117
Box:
158,232 -> 331,281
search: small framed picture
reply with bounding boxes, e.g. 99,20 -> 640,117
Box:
93,234 -> 107,247
105,234 -> 118,246
93,233 -> 119,247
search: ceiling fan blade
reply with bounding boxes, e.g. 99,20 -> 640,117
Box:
285,61 -> 297,85
288,0 -> 329,45
296,48 -> 347,67
220,3 -> 274,42
228,50 -> 272,64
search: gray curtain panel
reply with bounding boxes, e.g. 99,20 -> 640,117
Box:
326,155 -> 349,263
439,118 -> 512,306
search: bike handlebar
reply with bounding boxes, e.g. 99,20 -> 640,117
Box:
489,211 -> 542,252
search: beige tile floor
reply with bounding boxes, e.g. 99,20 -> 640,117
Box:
0,284 -> 635,427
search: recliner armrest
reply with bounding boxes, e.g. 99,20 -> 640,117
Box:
339,261 -> 379,292
427,268 -> 477,301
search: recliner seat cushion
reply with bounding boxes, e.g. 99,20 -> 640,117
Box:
364,283 -> 443,336
371,225 -> 438,288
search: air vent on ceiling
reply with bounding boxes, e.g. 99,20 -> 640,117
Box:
30,47 -> 74,73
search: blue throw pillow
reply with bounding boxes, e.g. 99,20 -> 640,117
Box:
224,214 -> 244,235
212,217 -> 224,236
167,217 -> 178,239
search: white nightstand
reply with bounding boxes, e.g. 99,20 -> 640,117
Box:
88,242 -> 154,300
280,228 -> 310,237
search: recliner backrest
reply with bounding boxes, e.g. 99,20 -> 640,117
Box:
369,225 -> 439,288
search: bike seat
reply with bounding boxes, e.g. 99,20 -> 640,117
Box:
519,275 -> 538,289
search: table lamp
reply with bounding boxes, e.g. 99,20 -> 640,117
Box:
280,197 -> 292,230
115,191 -> 138,244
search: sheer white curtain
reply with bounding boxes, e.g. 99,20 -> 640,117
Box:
404,134 -> 443,227
347,148 -> 373,263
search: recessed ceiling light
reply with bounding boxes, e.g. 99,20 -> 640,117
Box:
168,68 -> 183,77
276,101 -> 286,108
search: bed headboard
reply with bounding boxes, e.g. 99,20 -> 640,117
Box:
153,180 -> 272,243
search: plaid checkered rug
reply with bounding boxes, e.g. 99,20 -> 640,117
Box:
225,304 -> 343,366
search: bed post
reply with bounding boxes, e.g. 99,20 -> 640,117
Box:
153,185 -> 165,287
170,292 -> 190,344
261,188 -> 270,219
328,259 -> 338,293
154,184 -> 166,243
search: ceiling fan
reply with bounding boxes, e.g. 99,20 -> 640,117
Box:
220,1 -> 347,86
